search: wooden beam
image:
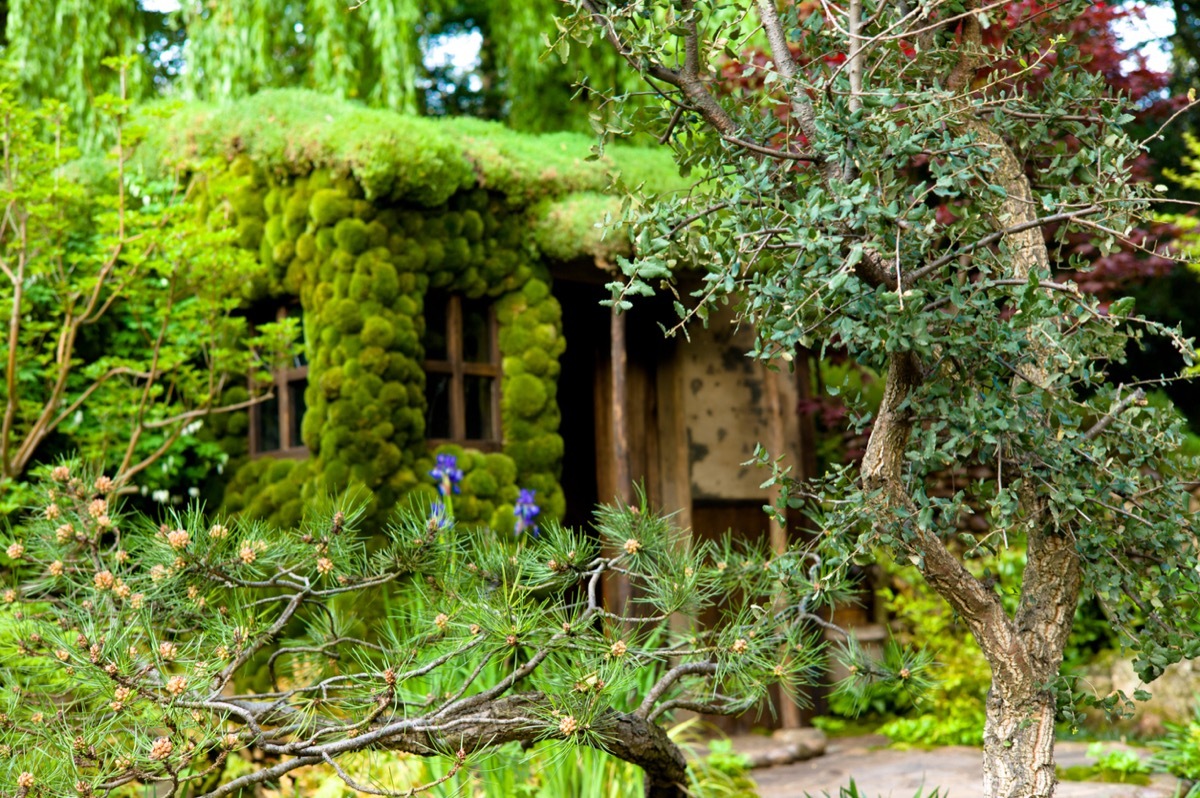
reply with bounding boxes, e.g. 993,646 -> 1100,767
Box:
657,342 -> 694,652
447,296 -> 465,441
793,348 -> 820,485
602,308 -> 634,616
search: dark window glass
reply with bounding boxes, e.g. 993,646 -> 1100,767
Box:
425,373 -> 452,439
462,299 -> 492,363
288,379 -> 307,449
258,394 -> 280,453
423,292 -> 448,360
464,375 -> 495,440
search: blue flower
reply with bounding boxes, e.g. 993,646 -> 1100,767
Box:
429,454 -> 463,497
514,488 -> 540,537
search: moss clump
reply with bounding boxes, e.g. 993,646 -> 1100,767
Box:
504,374 -> 548,419
531,193 -> 632,264
310,189 -> 353,227
333,218 -> 370,255
361,316 -> 396,349
222,457 -> 313,529
426,445 -> 520,528
236,217 -> 264,249
497,278 -> 566,520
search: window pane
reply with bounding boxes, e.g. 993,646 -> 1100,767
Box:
462,298 -> 493,363
257,393 -> 280,453
287,378 -> 307,449
287,308 -> 308,367
425,373 -> 452,439
423,293 -> 448,360
464,375 -> 496,441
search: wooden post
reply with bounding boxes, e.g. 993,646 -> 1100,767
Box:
793,348 -> 820,486
603,307 -> 634,614
656,343 -> 692,535
611,308 -> 632,505
763,362 -> 802,729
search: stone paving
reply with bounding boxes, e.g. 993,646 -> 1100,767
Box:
745,735 -> 1182,798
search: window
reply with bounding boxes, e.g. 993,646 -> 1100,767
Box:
423,292 -> 502,450
249,307 -> 309,459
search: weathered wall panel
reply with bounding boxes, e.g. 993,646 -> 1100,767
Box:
682,306 -> 805,500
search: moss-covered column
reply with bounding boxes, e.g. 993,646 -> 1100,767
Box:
293,173 -> 428,521
497,278 -> 566,521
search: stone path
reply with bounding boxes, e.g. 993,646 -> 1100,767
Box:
743,735 -> 1181,798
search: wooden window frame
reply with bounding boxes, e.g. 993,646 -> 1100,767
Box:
249,307 -> 309,460
424,294 -> 503,452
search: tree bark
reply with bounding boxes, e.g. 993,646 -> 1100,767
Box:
983,689 -> 1058,798
376,692 -> 689,798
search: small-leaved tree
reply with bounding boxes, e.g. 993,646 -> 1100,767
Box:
556,1 -> 1199,796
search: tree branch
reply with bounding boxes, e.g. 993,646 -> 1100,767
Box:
1082,388 -> 1146,443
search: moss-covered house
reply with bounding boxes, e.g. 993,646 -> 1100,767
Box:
144,89 -> 843,728
156,90 -> 817,597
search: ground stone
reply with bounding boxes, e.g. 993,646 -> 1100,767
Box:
773,728 -> 829,760
749,735 -> 1181,798
726,729 -> 828,768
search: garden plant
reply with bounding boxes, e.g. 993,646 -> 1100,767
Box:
0,60 -> 292,514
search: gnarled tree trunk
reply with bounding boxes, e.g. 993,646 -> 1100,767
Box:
983,687 -> 1058,798
857,15 -> 1083,797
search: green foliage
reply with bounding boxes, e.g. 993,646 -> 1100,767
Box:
220,457 -> 313,529
682,736 -> 761,798
0,62 -> 285,513
10,0 -> 644,139
1153,708 -> 1200,782
485,0 -> 644,133
181,0 -> 422,115
564,0 -> 1200,737
0,468 -> 830,796
531,192 -> 631,264
867,555 -> 1005,745
837,548 -> 1120,745
1083,744 -> 1151,783
805,779 -> 944,798
6,1 -> 162,147
1057,743 -> 1152,786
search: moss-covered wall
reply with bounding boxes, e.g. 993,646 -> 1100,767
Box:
203,157 -> 566,529
152,90 -> 685,529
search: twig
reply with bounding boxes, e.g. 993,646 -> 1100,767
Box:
1081,388 -> 1146,442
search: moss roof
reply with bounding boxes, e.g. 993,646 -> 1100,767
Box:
531,192 -> 632,264
142,90 -> 683,248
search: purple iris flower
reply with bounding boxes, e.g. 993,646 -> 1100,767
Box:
514,488 -> 540,537
429,454 -> 463,497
